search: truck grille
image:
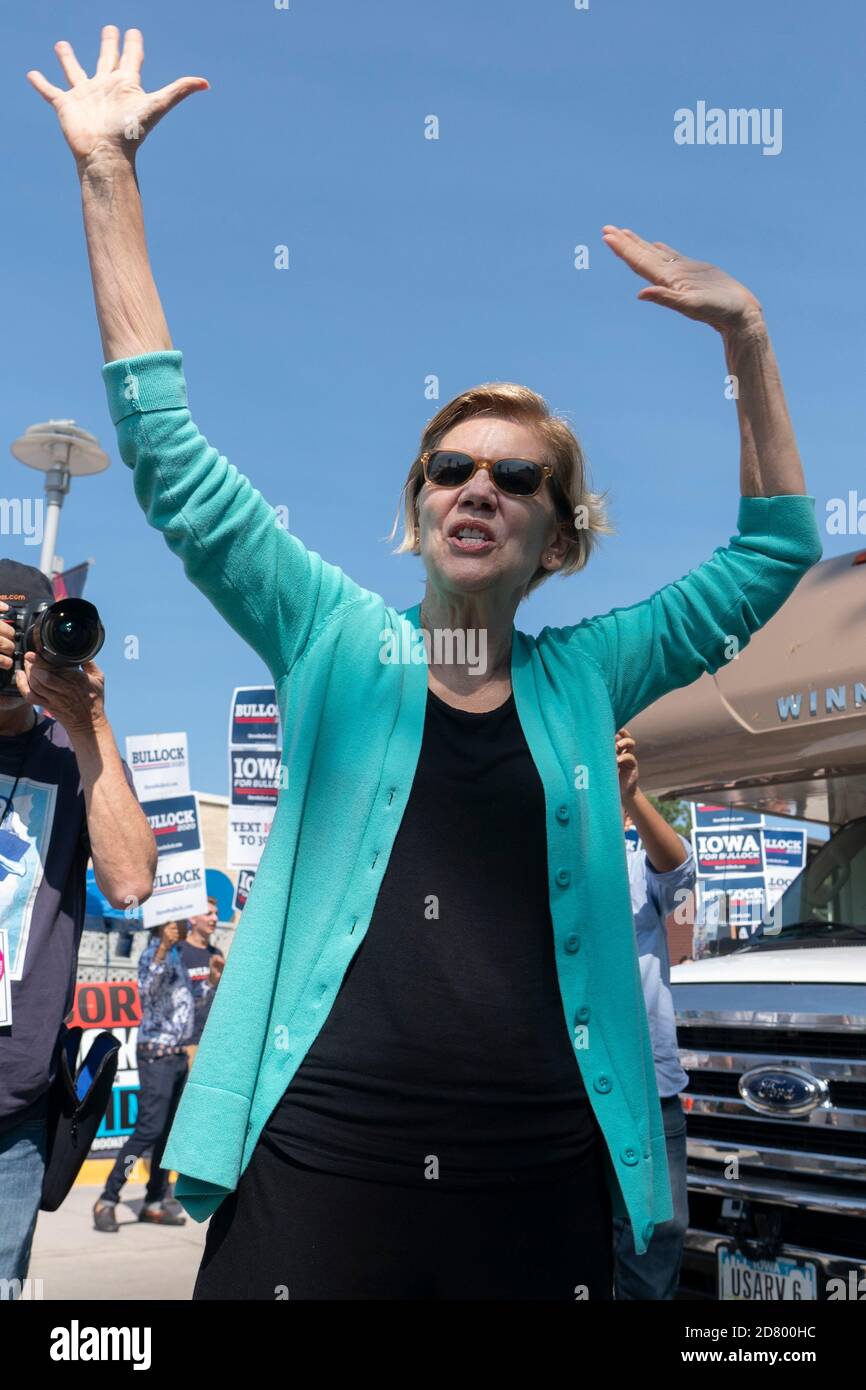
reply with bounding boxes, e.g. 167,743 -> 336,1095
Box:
681,1025 -> 866,1061
674,982 -> 866,1184
684,1115 -> 866,1161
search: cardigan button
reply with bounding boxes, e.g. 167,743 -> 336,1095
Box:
555,868 -> 571,888
556,804 -> 570,823
642,1221 -> 655,1244
575,1004 -> 590,1022
564,934 -> 581,954
593,1074 -> 612,1094
620,1146 -> 639,1166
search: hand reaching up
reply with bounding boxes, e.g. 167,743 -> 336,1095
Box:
602,225 -> 763,337
27,25 -> 208,172
616,727 -> 639,805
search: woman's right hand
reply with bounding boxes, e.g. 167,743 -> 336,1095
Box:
27,25 -> 208,174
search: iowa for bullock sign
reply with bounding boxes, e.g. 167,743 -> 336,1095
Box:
690,804 -> 807,942
695,826 -> 763,876
227,686 -> 283,875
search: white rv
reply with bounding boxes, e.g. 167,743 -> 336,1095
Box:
631,545 -> 866,1301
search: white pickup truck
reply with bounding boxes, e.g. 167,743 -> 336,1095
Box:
631,544 -> 866,1301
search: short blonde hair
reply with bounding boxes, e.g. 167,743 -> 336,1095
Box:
391,382 -> 611,596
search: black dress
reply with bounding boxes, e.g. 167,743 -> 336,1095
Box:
194,688 -> 613,1300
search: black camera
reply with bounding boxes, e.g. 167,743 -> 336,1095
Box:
0,595 -> 105,696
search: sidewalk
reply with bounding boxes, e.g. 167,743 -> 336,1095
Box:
27,1182 -> 208,1300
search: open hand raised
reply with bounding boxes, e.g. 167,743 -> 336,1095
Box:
27,25 -> 208,170
602,225 -> 763,336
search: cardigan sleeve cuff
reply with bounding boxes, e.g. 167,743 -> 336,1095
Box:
161,1079 -> 251,1194
102,349 -> 188,426
735,493 -> 823,568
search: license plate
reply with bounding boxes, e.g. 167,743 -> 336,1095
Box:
717,1244 -> 818,1300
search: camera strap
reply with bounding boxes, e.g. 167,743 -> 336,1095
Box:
0,710 -> 41,827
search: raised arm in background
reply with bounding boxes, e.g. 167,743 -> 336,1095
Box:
28,27 -> 365,680
616,727 -> 687,875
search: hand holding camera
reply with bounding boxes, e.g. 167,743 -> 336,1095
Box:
0,595 -> 106,737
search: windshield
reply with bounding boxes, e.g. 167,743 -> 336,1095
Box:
733,817 -> 866,952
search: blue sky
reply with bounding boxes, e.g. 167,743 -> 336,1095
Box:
1,0 -> 862,796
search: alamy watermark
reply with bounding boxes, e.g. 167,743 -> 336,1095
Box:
379,626 -> 488,675
674,102 -> 782,157
826,491 -> 866,535
49,1321 -> 151,1369
0,497 -> 43,545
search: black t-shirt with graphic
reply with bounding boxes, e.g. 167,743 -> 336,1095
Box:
178,939 -> 223,1044
0,712 -> 137,1133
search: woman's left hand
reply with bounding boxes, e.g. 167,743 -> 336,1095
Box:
602,225 -> 764,336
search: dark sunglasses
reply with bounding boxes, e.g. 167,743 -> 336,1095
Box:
420,449 -> 554,499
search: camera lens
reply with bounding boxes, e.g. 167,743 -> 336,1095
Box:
37,600 -> 105,665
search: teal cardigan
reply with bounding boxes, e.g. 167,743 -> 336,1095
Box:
102,351 -> 822,1252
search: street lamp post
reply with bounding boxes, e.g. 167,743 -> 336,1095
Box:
10,420 -> 109,578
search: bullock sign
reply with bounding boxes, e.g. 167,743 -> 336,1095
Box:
690,804 -> 807,943
124,732 -> 208,927
227,686 -> 283,875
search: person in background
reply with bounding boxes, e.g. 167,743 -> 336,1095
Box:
179,897 -> 225,1064
613,726 -> 695,1300
93,920 -> 194,1231
196,954 -> 225,1052
0,562 -> 156,1296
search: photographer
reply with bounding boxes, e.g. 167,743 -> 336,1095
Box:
0,560 -> 156,1294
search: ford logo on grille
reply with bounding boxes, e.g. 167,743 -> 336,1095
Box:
739,1065 -> 829,1117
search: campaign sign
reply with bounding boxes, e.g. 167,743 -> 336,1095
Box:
694,826 -> 763,877
68,980 -> 143,1159
229,686 -> 281,749
234,867 -> 256,912
763,828 -> 807,908
763,829 -> 807,872
144,851 -> 208,927
230,750 -> 283,808
693,804 -> 764,830
125,732 -> 190,799
227,687 -> 283,875
227,807 -> 274,870
143,795 -> 202,856
700,878 -> 767,934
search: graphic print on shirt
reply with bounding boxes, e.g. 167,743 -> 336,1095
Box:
0,774 -> 58,979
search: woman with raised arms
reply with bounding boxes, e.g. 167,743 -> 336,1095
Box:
29,27 -> 821,1300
